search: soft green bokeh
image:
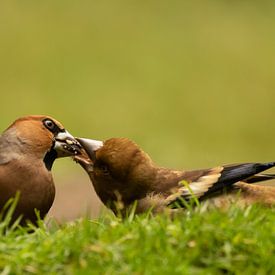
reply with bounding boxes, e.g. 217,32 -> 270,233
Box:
1,0 -> 275,177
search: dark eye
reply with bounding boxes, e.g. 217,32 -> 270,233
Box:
101,165 -> 109,174
97,162 -> 109,175
43,119 -> 56,131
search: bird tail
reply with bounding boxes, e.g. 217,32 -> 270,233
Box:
244,173 -> 275,183
207,162 -> 275,194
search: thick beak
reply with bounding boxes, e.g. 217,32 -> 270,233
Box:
54,130 -> 82,158
76,137 -> 103,162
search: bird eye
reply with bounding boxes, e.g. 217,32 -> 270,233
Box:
43,119 -> 56,131
97,163 -> 109,175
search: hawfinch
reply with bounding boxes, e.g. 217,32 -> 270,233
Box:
0,115 -> 82,224
75,137 -> 275,216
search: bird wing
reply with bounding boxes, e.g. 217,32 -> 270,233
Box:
166,162 -> 275,207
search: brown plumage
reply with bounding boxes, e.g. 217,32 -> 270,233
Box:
0,115 -> 82,224
75,137 -> 275,216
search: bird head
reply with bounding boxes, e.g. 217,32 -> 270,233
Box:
75,137 -> 155,203
2,115 -> 83,170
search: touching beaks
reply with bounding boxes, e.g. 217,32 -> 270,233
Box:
54,130 -> 82,158
76,137 -> 103,162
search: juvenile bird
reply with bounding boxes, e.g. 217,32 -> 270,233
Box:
0,115 -> 82,224
75,137 -> 275,216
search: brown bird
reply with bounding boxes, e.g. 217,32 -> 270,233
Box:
75,137 -> 275,216
0,115 -> 82,225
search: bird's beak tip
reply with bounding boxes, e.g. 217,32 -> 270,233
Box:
75,137 -> 103,162
54,130 -> 82,157
76,138 -> 103,151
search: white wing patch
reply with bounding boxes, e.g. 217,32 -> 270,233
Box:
165,166 -> 224,205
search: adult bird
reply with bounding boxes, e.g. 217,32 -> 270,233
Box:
75,137 -> 275,216
0,115 -> 82,224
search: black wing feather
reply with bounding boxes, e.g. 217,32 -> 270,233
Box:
168,162 -> 275,208
206,162 -> 275,195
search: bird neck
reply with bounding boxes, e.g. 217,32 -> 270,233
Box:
1,127 -> 46,158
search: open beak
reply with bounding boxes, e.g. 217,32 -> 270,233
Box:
76,137 -> 103,162
54,130 -> 82,158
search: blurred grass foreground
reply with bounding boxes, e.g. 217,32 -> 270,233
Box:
1,1 -> 275,221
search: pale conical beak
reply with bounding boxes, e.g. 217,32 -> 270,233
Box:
54,130 -> 82,157
76,137 -> 103,162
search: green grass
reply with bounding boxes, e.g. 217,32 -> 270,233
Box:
1,1 -> 275,273
1,204 -> 274,274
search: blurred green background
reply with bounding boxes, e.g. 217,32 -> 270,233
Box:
1,0 -> 275,177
